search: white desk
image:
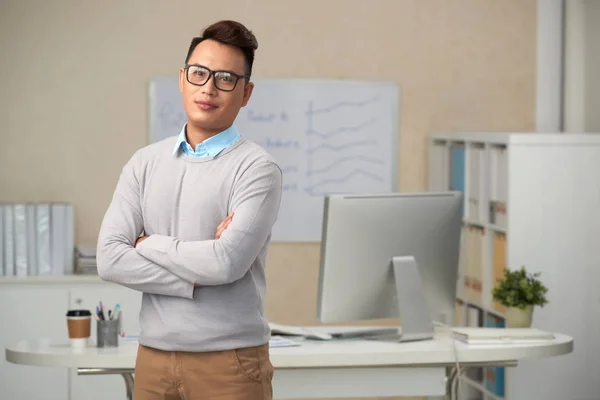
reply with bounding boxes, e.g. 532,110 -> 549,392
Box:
6,327 -> 573,400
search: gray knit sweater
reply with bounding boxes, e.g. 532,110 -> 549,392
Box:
96,137 -> 282,352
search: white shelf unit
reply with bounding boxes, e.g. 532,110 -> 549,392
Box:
428,132 -> 600,400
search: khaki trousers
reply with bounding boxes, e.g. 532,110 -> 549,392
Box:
133,343 -> 274,400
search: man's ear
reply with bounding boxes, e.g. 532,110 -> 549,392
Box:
179,68 -> 185,93
241,82 -> 254,107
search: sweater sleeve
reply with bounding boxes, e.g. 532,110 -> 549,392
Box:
96,151 -> 195,299
135,161 -> 282,286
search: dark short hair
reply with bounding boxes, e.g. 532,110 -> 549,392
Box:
184,20 -> 258,79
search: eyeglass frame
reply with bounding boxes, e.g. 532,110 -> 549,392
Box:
184,63 -> 250,92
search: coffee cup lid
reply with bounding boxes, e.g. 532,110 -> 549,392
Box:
66,309 -> 92,317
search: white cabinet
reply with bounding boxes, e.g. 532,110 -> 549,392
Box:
0,285 -> 69,400
428,132 -> 600,400
0,276 -> 143,400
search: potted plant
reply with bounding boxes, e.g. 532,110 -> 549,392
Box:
492,266 -> 548,328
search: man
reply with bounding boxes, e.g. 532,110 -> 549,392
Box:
96,20 -> 282,400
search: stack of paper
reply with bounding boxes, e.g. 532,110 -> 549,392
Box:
269,336 -> 301,348
75,244 -> 97,275
451,327 -> 555,344
269,322 -> 332,340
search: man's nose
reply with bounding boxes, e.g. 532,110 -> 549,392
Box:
202,75 -> 218,95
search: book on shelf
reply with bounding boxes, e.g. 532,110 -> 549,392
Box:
428,139 -> 450,191
467,144 -> 486,222
462,225 -> 484,304
484,313 -> 506,397
489,144 -> 507,228
450,143 -> 465,194
492,232 -> 507,313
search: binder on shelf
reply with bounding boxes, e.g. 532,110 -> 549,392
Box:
484,313 -> 506,396
466,144 -> 483,221
454,299 -> 466,326
464,304 -> 484,398
450,143 -> 465,194
13,204 -> 28,277
50,204 -> 66,275
477,147 -> 488,223
4,205 -> 15,277
462,225 -> 484,304
492,232 -> 507,313
26,204 -> 37,276
64,204 -> 74,275
36,204 -> 52,276
489,145 -> 507,228
428,140 -> 450,191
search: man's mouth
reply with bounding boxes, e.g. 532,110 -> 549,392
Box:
195,100 -> 218,111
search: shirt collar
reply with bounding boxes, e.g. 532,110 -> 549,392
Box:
172,124 -> 240,158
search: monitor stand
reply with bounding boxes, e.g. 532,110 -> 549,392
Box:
390,255 -> 435,341
330,256 -> 435,343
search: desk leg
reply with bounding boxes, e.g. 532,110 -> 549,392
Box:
77,368 -> 135,400
122,373 -> 135,400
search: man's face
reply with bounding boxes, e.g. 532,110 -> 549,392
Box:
179,39 -> 253,135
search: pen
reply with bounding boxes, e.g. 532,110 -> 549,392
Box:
111,304 -> 121,321
96,305 -> 104,321
99,301 -> 106,320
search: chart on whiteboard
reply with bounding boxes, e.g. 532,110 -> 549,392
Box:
149,77 -> 399,241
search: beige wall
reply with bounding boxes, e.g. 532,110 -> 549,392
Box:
0,0 -> 536,397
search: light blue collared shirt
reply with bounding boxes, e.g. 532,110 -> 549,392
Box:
173,124 -> 241,158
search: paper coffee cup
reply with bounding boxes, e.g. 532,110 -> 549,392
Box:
66,310 -> 91,349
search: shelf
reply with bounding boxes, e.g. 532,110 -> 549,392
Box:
463,219 -> 506,234
0,274 -> 103,285
431,132 -> 600,400
430,131 -> 600,146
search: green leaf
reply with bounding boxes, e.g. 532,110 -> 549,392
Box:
491,265 -> 549,309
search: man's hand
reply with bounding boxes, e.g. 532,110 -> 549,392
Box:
215,213 -> 233,239
135,236 -> 148,247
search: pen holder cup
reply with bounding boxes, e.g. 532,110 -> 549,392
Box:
97,319 -> 119,348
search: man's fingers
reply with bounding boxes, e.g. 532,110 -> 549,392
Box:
215,213 -> 234,239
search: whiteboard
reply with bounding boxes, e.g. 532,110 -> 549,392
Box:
149,77 -> 399,242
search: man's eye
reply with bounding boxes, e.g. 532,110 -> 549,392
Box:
217,73 -> 233,82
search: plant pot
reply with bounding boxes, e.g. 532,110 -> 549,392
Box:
504,305 -> 533,328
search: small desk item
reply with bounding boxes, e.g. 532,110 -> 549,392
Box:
6,327 -> 573,400
451,327 -> 555,344
268,336 -> 301,348
269,322 -> 333,340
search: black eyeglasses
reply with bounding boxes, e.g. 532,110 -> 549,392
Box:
185,64 -> 249,92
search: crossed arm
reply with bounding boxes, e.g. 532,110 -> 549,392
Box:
134,213 -> 233,280
96,152 -> 282,296
133,161 -> 282,286
96,152 -> 196,299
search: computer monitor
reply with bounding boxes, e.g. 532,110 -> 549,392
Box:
316,192 -> 463,342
